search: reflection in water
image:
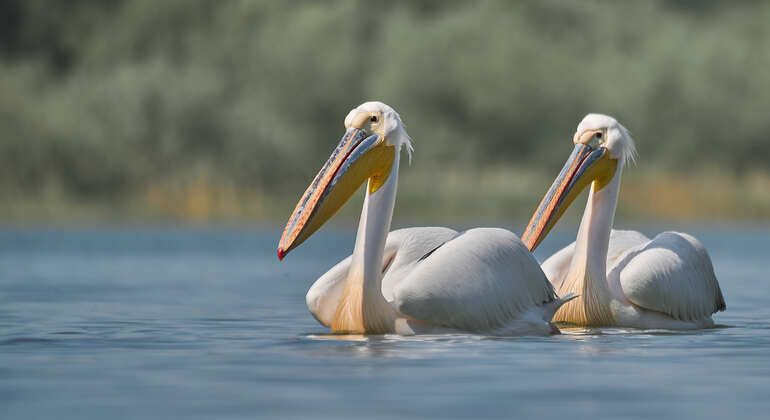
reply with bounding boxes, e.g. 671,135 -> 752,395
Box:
301,333 -> 526,359
307,334 -> 368,342
2,228 -> 769,419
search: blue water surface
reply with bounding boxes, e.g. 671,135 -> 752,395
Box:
1,226 -> 768,419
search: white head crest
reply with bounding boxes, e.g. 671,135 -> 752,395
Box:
345,101 -> 414,163
577,113 -> 637,165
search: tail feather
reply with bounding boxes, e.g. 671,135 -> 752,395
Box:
542,292 -> 578,322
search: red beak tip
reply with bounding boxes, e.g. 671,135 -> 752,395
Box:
277,247 -> 286,261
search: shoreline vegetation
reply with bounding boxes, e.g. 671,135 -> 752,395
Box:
2,1 -> 769,227
2,166 -> 768,225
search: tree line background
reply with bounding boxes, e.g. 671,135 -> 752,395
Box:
1,0 -> 768,224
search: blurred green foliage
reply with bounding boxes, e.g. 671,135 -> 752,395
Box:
1,0 -> 769,222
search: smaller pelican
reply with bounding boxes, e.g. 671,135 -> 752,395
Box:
521,114 -> 725,329
278,101 -> 571,335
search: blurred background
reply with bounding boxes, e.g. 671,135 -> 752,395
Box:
1,0 -> 769,226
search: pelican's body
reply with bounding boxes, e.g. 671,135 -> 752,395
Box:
543,229 -> 723,329
308,226 -> 563,335
278,102 -> 570,335
522,114 -> 725,329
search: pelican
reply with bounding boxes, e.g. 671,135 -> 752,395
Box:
277,101 -> 571,335
521,114 -> 726,329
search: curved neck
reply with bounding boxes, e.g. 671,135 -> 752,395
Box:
555,163 -> 623,325
352,153 -> 399,297
332,150 -> 400,333
575,163 -> 622,284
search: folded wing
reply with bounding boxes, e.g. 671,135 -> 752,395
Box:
393,228 -> 556,331
542,229 -> 650,289
615,231 -> 726,322
305,227 -> 458,327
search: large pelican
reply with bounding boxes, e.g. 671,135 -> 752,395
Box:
521,114 -> 726,329
278,102 -> 571,335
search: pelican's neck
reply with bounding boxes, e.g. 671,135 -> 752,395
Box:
555,163 -> 624,325
332,149 -> 400,333
352,154 -> 399,302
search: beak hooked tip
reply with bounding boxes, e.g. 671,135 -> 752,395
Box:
277,247 -> 286,261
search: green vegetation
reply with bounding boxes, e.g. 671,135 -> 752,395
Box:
1,0 -> 769,224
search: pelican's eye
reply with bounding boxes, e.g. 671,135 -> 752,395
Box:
370,115 -> 378,123
584,130 -> 605,148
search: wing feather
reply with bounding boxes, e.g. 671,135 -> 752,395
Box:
616,231 -> 725,321
393,228 -> 556,331
305,226 -> 458,326
542,229 -> 649,289
305,255 -> 352,327
541,242 -> 575,290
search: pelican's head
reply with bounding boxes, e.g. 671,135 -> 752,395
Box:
521,114 -> 636,251
277,101 -> 412,260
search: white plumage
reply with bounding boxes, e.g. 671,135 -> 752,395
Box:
543,229 -> 650,291
282,102 -> 571,336
526,114 -> 726,329
543,230 -> 725,328
309,227 -> 563,335
306,227 -> 458,328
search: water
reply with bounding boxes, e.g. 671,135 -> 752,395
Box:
1,226 -> 768,419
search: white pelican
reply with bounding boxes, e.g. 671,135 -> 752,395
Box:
277,101 -> 572,335
521,114 -> 726,329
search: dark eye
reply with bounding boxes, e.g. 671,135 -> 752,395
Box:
595,132 -> 603,139
370,115 -> 378,123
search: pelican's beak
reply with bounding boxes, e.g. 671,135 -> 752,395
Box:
277,128 -> 396,260
521,143 -> 618,251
